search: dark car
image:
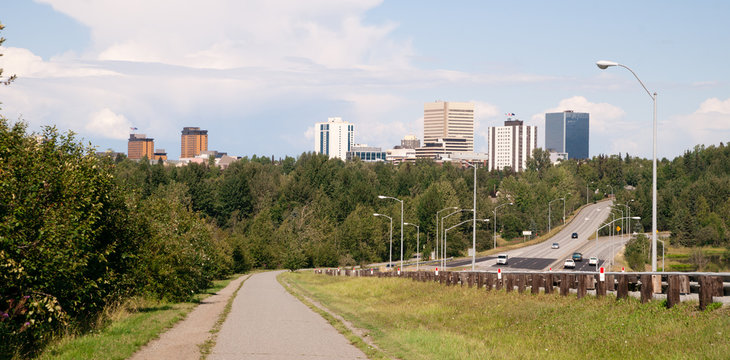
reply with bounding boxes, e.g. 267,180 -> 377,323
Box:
572,252 -> 583,261
571,232 -> 578,239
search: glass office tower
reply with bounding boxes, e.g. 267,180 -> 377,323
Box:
545,111 -> 589,159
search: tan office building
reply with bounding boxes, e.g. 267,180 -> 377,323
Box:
181,127 -> 208,158
128,134 -> 154,160
423,101 -> 474,152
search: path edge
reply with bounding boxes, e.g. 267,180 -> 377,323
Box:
277,272 -> 390,360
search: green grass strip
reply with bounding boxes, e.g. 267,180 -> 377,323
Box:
285,271 -> 730,360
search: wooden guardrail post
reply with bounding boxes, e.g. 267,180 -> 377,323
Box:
577,275 -> 587,299
517,274 -> 527,293
477,273 -> 485,289
505,274 -> 514,292
531,274 -> 541,295
699,276 -> 723,310
640,274 -> 653,303
666,275 -> 681,308
596,274 -> 606,297
486,273 -> 494,291
560,274 -> 569,296
606,274 -> 615,292
496,274 -> 503,290
616,274 -> 628,300
545,273 -> 554,294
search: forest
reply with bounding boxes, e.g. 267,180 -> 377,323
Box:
1,118 -> 729,354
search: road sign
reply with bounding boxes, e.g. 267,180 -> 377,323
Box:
468,248 -> 475,256
522,231 -> 532,236
616,226 -> 621,232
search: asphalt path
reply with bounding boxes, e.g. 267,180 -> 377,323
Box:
210,271 -> 366,360
472,200 -> 615,271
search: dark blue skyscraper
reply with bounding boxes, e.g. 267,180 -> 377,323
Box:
545,111 -> 589,159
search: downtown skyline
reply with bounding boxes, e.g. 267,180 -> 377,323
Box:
0,1 -> 729,160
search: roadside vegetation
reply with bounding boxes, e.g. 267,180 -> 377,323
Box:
1,20 -> 729,357
282,272 -> 730,360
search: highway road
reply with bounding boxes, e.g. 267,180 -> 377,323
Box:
470,200 -> 616,271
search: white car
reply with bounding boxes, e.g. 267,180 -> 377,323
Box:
589,257 -> 599,266
496,254 -> 508,265
551,242 -> 560,249
564,259 -> 576,269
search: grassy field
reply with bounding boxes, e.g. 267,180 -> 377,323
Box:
36,274 -> 244,360
281,272 -> 730,360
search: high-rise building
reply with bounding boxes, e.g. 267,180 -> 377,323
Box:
314,117 -> 354,160
153,148 -> 167,161
400,135 -> 420,149
128,134 -> 154,160
181,127 -> 208,159
488,119 -> 537,172
545,110 -> 589,159
346,144 -> 386,162
423,101 -> 474,152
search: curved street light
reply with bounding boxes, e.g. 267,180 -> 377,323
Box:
443,218 -> 489,269
441,208 -> 470,268
548,197 -> 565,233
436,206 -> 459,264
597,60 -> 658,272
493,202 -> 514,250
373,213 -> 393,270
595,216 -> 641,270
379,195 -> 404,270
464,161 -> 479,270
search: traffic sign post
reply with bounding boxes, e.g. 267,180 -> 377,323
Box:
599,267 -> 605,282
497,268 -> 502,280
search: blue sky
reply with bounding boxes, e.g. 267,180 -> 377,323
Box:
1,0 -> 729,159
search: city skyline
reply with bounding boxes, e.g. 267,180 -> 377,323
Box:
1,1 -> 729,159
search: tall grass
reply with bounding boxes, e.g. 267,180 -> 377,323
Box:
282,272 -> 730,360
36,275 -> 243,360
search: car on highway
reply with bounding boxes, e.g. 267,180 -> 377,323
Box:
589,257 -> 599,266
571,232 -> 579,239
564,259 -> 576,269
496,254 -> 508,265
572,252 -> 583,261
551,242 -> 560,249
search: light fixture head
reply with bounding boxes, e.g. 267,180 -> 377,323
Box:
378,195 -> 387,199
373,213 -> 381,217
596,60 -> 619,69
631,216 -> 641,219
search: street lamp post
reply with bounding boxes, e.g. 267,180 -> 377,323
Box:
657,239 -> 665,272
548,197 -> 565,233
493,202 -> 514,250
595,216 -> 641,269
379,195 -> 404,271
373,213 -> 393,270
441,208 -> 470,268
586,181 -> 594,204
444,218 -> 489,269
597,60 -> 658,272
436,206 -> 459,264
404,222 -> 420,270
464,161 -> 479,270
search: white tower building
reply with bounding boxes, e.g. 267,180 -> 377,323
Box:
314,117 -> 354,160
488,119 -> 537,172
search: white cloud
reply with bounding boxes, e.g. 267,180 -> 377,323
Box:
0,47 -> 119,78
665,97 -> 730,150
532,96 -> 625,133
85,108 -> 132,140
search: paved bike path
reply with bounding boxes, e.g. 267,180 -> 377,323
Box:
209,270 -> 367,360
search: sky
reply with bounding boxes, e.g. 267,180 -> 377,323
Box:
0,0 -> 729,160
